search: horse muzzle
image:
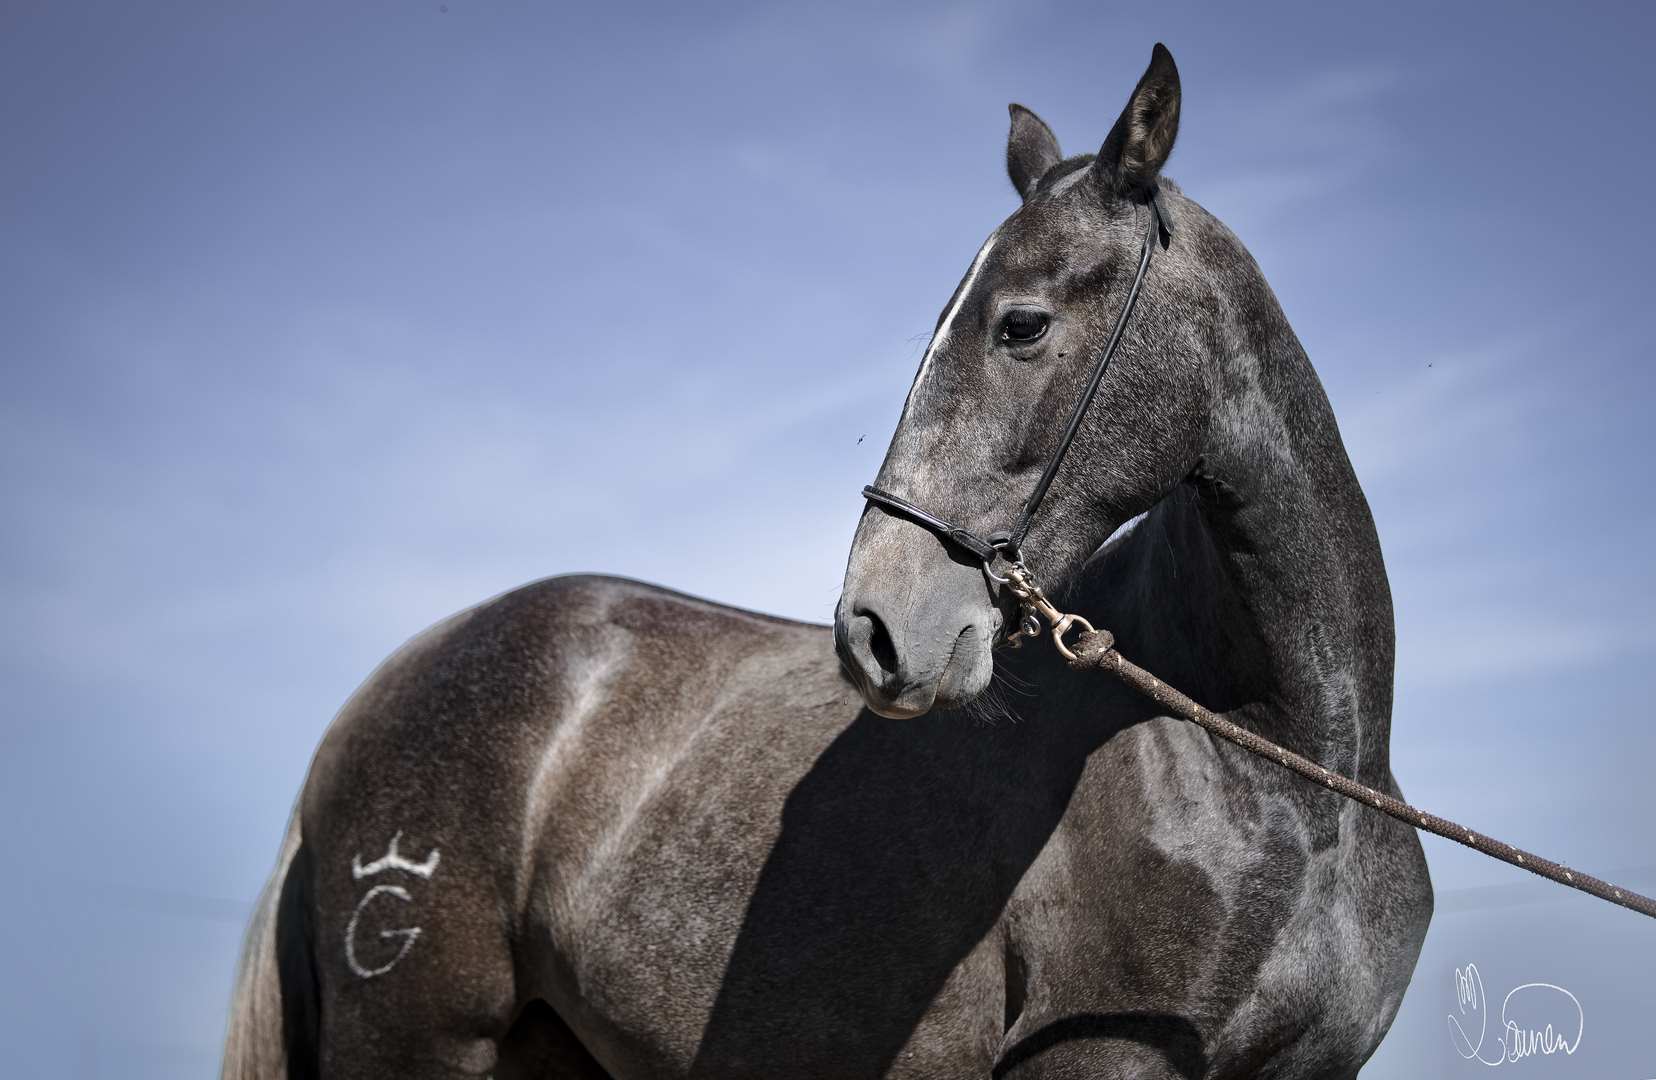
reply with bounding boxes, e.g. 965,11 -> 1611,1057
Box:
834,588 -> 998,719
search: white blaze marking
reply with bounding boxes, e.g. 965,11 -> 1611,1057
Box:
912,230 -> 999,392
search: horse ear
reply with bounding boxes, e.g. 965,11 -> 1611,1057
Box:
1006,104 -> 1062,200
1096,43 -> 1181,198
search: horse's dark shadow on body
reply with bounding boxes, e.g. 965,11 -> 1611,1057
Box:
690,698 -> 1218,1079
690,703 -> 1101,1076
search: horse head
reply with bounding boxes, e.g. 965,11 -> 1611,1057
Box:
836,44 -> 1210,718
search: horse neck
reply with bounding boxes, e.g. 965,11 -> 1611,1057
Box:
1074,308 -> 1395,782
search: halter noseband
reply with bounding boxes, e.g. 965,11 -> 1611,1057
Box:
860,191 -> 1173,650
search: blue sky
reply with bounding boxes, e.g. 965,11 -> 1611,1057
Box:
3,2 -> 1654,1076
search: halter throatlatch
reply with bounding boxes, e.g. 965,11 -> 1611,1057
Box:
861,192 -> 1172,653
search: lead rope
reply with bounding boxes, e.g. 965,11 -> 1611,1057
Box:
1006,566 -> 1656,918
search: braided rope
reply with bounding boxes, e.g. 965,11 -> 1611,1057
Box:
1066,629 -> 1656,921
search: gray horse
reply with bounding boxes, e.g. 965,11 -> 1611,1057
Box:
223,44 -> 1432,1080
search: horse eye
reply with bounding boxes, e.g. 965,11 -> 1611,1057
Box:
999,309 -> 1049,345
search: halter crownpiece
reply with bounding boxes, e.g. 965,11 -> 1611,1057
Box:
861,191 -> 1172,652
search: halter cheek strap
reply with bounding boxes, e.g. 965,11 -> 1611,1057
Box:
862,191 -> 1173,577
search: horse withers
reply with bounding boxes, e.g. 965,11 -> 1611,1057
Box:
224,44 -> 1432,1080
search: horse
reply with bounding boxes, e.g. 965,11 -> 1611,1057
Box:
222,43 -> 1433,1079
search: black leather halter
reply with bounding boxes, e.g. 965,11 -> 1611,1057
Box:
861,192 -> 1173,571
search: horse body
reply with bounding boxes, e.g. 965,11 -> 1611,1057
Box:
225,45 -> 1431,1079
228,526 -> 1426,1078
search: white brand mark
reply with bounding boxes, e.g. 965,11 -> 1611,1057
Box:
351,830 -> 441,880
344,832 -> 442,979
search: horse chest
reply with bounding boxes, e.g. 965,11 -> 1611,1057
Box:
998,720 -> 1320,1014
996,719 -> 1406,1078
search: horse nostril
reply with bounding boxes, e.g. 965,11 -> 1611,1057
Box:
856,607 -> 900,679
